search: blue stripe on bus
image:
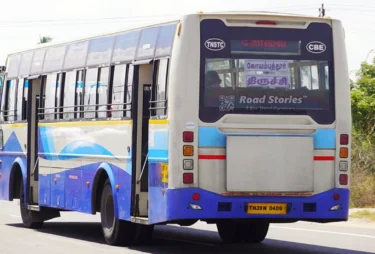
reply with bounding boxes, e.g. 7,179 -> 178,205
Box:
149,149 -> 168,159
149,130 -> 169,162
198,127 -> 336,149
152,130 -> 169,149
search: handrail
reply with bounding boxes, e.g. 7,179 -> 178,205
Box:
137,153 -> 148,184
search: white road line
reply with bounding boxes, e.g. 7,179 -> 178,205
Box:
272,225 -> 375,239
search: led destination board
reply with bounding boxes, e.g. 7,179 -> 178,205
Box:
231,40 -> 301,55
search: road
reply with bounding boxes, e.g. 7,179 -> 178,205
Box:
1,200 -> 374,254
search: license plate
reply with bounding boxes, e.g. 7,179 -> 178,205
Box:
247,203 -> 287,214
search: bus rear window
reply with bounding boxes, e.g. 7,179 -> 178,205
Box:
199,19 -> 335,124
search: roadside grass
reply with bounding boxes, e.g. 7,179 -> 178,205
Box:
350,210 -> 375,222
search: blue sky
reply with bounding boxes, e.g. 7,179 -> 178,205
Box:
0,0 -> 374,75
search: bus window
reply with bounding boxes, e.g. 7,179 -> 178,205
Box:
111,64 -> 127,118
44,74 -> 58,120
84,68 -> 98,119
98,67 -> 110,118
6,80 -> 17,122
300,63 -> 319,90
56,74 -> 61,119
155,59 -> 168,116
63,71 -> 77,120
16,79 -> 24,121
126,65 -> 134,118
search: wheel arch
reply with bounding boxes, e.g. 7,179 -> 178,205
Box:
91,163 -> 119,217
9,158 -> 27,201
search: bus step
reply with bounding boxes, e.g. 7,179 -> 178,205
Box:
131,216 -> 149,225
27,205 -> 41,211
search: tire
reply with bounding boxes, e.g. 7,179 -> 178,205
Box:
133,224 -> 154,245
216,220 -> 242,243
217,220 -> 269,244
100,179 -> 135,246
239,222 -> 269,243
19,181 -> 44,229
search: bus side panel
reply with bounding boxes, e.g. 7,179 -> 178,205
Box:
37,121 -> 133,220
65,169 -> 83,211
0,124 -> 27,201
148,121 -> 169,224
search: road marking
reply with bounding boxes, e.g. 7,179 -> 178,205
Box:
272,225 -> 375,239
156,237 -> 215,246
9,214 -> 21,218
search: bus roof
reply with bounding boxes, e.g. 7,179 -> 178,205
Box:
5,11 -> 335,58
6,16 -> 180,57
197,10 -> 335,21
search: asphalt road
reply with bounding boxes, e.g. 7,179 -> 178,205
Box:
1,200 -> 374,254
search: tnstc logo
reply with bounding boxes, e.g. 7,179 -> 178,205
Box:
205,38 -> 226,51
306,41 -> 326,54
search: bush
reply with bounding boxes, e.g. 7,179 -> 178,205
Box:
350,57 -> 375,207
350,133 -> 375,207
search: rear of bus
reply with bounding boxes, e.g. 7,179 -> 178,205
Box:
167,13 -> 351,227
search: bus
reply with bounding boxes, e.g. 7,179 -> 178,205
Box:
0,11 -> 351,246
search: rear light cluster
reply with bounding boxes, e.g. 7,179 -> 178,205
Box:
339,134 -> 349,185
183,131 -> 194,184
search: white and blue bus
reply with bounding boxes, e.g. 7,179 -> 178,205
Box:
0,11 -> 351,246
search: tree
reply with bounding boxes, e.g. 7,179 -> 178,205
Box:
38,35 -> 53,44
351,57 -> 375,142
350,56 -> 375,207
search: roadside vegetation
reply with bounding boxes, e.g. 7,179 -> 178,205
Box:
350,210 -> 375,222
350,57 -> 375,208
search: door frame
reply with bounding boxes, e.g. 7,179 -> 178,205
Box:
26,76 -> 43,205
130,61 -> 157,217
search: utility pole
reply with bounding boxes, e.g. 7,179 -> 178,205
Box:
319,3 -> 325,17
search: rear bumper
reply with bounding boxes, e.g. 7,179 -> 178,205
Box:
165,188 -> 349,222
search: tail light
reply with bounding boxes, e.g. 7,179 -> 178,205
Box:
256,20 -> 277,25
183,131 -> 194,142
183,173 -> 194,184
339,174 -> 348,185
340,134 -> 349,145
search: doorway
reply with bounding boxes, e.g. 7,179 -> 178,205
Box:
26,77 -> 43,205
131,64 -> 153,217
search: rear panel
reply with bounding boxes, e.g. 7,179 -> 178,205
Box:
154,14 -> 349,223
198,17 -> 337,197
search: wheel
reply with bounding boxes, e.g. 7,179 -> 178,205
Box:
216,220 -> 269,244
100,179 -> 135,246
133,224 -> 154,245
239,222 -> 269,243
216,220 -> 242,243
19,180 -> 44,229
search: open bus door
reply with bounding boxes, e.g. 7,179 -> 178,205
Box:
19,75 -> 59,229
0,66 -> 5,108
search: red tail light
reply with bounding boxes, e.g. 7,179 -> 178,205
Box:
339,174 -> 348,185
340,134 -> 349,145
192,193 -> 200,201
183,173 -> 194,184
183,131 -> 194,142
256,20 -> 277,25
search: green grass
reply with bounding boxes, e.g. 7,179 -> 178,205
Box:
350,210 -> 375,222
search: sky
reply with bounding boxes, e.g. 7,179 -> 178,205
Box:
0,0 -> 374,76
